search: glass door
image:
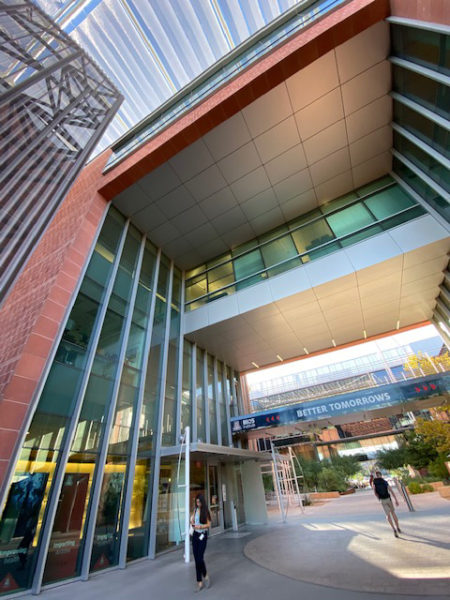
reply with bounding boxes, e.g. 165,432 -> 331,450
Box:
208,465 -> 221,532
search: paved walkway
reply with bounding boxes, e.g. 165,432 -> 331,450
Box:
27,489 -> 450,600
247,488 -> 450,596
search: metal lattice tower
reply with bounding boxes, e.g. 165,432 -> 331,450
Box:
0,0 -> 123,304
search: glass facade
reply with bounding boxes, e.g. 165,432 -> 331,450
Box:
0,206 -> 234,595
185,177 -> 424,310
391,22 -> 450,224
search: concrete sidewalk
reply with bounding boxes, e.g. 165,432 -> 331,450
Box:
247,489 -> 450,596
28,489 -> 450,600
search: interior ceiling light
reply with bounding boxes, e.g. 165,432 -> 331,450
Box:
396,320 -> 400,329
363,330 -> 367,339
276,354 -> 283,361
332,339 -> 337,347
251,361 -> 260,369
303,347 -> 309,354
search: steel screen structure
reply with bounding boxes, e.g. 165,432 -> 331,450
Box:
0,0 -> 122,304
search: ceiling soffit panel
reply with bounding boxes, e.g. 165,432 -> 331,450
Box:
112,19 -> 393,270
185,240 -> 450,372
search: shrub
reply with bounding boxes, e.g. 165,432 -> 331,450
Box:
408,481 -> 434,494
428,455 -> 450,480
408,481 -> 423,494
317,467 -> 347,492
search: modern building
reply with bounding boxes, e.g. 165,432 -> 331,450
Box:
0,0 -> 449,596
0,0 -> 122,304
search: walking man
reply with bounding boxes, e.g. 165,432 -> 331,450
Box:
373,470 -> 402,537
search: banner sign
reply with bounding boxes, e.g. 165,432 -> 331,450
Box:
231,374 -> 450,433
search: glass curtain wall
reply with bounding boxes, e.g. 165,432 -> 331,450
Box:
0,208 -> 125,594
196,348 -> 206,443
207,355 -> 218,444
42,225 -> 142,584
185,177 -> 424,310
180,341 -> 193,435
126,255 -> 170,562
89,240 -> 157,571
391,22 -> 450,223
161,268 -> 182,447
0,203 -> 239,594
217,362 -> 230,446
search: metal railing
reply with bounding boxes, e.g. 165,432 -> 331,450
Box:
249,354 -> 448,412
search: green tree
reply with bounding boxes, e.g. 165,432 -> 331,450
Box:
329,455 -> 362,478
295,457 -> 323,490
376,446 -> 409,470
428,455 -> 449,480
414,419 -> 450,456
403,430 -> 438,470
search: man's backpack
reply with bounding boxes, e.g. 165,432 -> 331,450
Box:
373,477 -> 390,499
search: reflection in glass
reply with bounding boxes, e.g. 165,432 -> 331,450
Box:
217,362 -> 229,446
207,355 -> 217,444
196,349 -> 206,443
181,341 -> 192,435
126,255 -> 170,561
0,208 -> 124,594
43,225 -> 141,584
162,268 -> 181,447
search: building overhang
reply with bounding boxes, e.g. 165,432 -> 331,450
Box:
160,442 -> 268,462
99,0 -> 390,202
184,219 -> 449,371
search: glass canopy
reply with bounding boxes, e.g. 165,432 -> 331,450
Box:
34,0 -> 305,156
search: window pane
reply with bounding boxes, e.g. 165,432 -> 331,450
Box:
233,249 -> 265,290
364,186 -> 415,220
291,218 -> 335,254
321,192 -> 358,214
356,175 -> 393,197
261,234 -> 300,276
327,204 -> 375,237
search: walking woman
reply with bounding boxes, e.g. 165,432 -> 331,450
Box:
190,493 -> 211,592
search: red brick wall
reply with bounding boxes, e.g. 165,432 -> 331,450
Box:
390,0 -> 450,25
0,151 -> 110,492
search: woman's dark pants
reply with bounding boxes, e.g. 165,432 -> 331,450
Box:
192,531 -> 208,582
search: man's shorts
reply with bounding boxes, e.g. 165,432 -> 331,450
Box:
380,497 -> 395,515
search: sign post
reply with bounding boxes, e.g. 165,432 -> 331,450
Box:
184,426 -> 190,564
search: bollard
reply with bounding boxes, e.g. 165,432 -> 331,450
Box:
395,478 -> 415,512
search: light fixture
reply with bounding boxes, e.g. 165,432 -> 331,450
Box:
363,330 -> 367,339
276,354 -> 283,362
251,361 -> 260,369
396,320 -> 400,330
303,347 -> 309,354
332,339 -> 336,347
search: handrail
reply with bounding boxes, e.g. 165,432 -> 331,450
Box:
185,181 -> 396,284
185,202 -> 422,308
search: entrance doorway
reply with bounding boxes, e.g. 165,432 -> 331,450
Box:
208,465 -> 221,533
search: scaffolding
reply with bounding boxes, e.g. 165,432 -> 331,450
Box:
261,441 -> 304,521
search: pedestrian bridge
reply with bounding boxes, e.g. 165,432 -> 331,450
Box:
231,372 -> 450,433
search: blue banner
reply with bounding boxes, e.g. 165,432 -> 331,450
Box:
231,374 -> 450,433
